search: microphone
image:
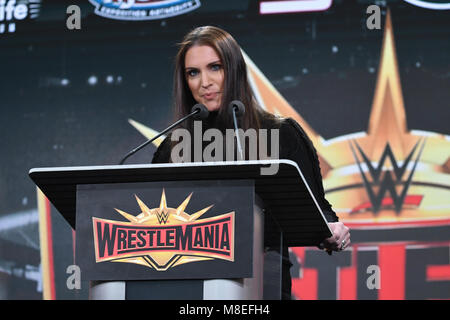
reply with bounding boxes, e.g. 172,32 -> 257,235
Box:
192,103 -> 209,120
119,104 -> 209,165
229,100 -> 246,160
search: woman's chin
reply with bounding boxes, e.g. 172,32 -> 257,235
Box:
204,102 -> 221,112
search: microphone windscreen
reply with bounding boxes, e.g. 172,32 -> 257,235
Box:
229,100 -> 245,117
191,104 -> 209,120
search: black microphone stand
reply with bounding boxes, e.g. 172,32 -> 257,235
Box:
229,100 -> 245,161
119,105 -> 207,165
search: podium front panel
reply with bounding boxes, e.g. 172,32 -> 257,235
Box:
75,179 -> 254,281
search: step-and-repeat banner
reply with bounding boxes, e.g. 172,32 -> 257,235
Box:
0,0 -> 448,299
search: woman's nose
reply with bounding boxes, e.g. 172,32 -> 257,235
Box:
200,71 -> 211,88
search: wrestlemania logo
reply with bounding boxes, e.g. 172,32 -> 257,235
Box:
92,190 -> 235,271
89,0 -> 201,21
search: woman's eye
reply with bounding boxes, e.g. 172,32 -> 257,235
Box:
186,69 -> 198,77
211,64 -> 222,71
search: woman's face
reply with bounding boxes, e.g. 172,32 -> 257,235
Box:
184,45 -> 224,112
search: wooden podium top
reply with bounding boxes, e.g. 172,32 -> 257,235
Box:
29,160 -> 332,247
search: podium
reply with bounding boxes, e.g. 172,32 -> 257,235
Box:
29,160 -> 332,300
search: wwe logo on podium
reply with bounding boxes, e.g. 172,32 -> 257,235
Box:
349,138 -> 426,214
156,209 -> 170,224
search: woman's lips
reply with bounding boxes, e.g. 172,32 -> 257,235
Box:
203,92 -> 219,100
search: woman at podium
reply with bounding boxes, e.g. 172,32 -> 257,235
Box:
152,26 -> 350,299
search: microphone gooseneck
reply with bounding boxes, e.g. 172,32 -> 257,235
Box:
119,104 -> 209,165
229,100 -> 246,161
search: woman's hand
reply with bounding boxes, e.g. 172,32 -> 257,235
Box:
319,222 -> 351,253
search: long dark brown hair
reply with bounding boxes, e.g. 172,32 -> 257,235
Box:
169,26 -> 280,161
